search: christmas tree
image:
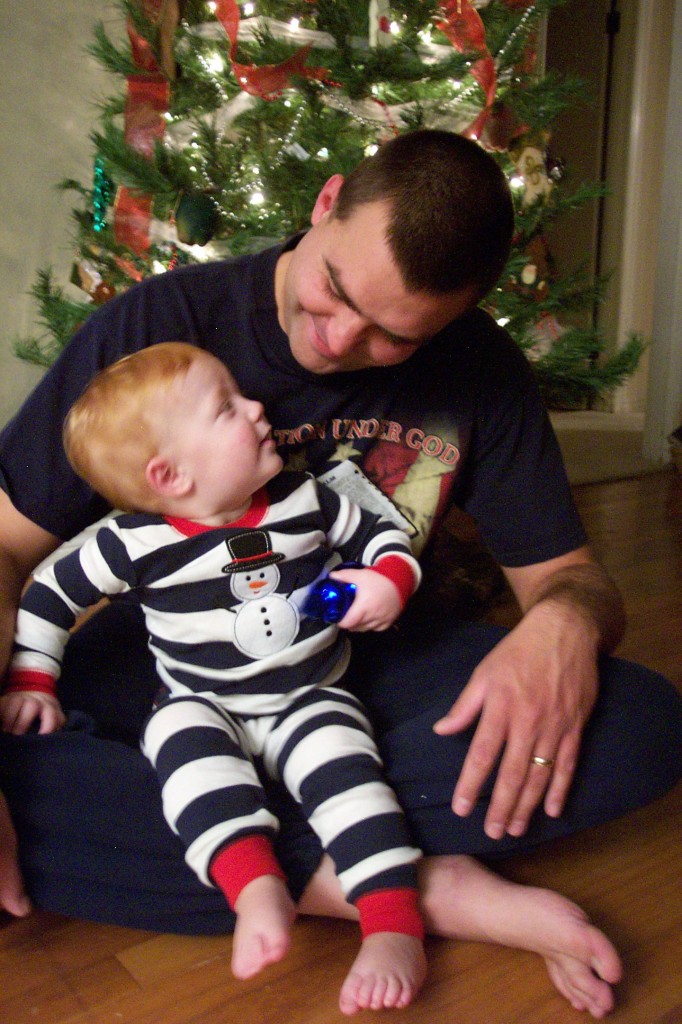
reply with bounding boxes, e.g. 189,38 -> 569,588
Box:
14,0 -> 643,409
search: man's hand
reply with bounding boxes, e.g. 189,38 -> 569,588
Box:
0,691 -> 66,735
433,549 -> 625,840
434,602 -> 598,838
0,790 -> 31,917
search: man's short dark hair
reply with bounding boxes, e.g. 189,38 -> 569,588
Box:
334,129 -> 514,301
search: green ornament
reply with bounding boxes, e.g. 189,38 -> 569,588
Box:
92,157 -> 113,233
174,192 -> 220,246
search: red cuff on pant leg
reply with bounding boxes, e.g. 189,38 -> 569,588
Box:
209,835 -> 286,910
355,888 -> 424,940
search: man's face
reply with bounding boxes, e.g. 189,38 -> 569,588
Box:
275,183 -> 476,375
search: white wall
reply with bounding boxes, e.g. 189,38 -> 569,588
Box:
642,0 -> 682,460
0,2 -> 111,428
601,1 -> 673,416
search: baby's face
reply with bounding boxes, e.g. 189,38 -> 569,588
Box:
162,353 -> 282,518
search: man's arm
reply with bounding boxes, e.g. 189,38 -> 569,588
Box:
0,790 -> 31,917
503,547 -> 626,653
434,545 -> 626,839
0,490 -> 60,916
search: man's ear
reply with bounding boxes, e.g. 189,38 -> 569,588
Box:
145,456 -> 192,498
311,174 -> 344,226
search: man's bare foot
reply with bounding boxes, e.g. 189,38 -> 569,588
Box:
300,853 -> 622,1019
231,874 -> 297,980
0,792 -> 32,917
419,856 -> 622,1019
338,932 -> 427,1015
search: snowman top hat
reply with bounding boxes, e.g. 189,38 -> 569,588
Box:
221,530 -> 285,574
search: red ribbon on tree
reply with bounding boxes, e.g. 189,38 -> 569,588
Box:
211,0 -> 330,98
114,2 -> 172,255
437,0 -> 497,140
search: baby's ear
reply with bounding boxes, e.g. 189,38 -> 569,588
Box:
145,456 -> 192,497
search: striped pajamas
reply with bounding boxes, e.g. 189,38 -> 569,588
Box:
9,471 -> 422,921
142,685 -> 420,902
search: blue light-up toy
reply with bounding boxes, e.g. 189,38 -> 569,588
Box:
303,563 -> 360,623
303,578 -> 356,623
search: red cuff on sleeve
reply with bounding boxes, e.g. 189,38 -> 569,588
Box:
368,554 -> 418,608
5,670 -> 58,697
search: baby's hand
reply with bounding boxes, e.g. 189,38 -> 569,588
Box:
0,691 -> 66,735
329,568 -> 402,632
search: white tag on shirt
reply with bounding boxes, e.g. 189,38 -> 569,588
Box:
318,460 -> 416,536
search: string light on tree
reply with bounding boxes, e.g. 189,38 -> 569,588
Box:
206,52 -> 225,74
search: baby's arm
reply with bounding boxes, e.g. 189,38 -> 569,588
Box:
2,565 -> 80,734
314,481 -> 420,631
1,523 -> 124,735
1,577 -> 70,734
0,688 -> 65,735
2,571 -> 71,735
330,556 -> 416,632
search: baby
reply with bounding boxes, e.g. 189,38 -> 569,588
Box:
1,342 -> 426,1014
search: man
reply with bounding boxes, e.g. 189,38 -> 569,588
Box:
1,130 -> 681,1017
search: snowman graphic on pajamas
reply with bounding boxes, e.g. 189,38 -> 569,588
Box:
221,530 -> 300,659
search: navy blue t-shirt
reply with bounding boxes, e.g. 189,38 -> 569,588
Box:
0,237 -> 585,566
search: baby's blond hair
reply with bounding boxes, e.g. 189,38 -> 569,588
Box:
63,342 -> 204,512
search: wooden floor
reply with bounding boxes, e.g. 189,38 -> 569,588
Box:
1,470 -> 681,1024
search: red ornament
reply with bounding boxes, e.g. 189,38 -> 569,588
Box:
479,101 -> 526,151
92,281 -> 117,305
114,256 -> 145,282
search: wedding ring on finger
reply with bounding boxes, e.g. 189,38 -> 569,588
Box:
530,755 -> 555,769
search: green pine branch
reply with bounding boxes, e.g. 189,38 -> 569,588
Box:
530,331 -> 646,408
13,270 -> 95,368
91,125 -> 177,198
87,21 -> 140,78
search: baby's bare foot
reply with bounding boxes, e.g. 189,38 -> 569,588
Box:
231,874 -> 297,980
338,933 -> 427,1015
